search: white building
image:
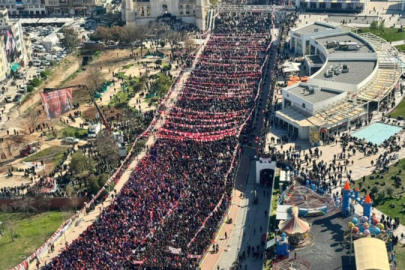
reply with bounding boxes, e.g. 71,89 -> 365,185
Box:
294,0 -> 368,12
122,0 -> 210,31
0,9 -> 28,80
0,0 -> 46,16
45,0 -> 102,16
275,22 -> 403,144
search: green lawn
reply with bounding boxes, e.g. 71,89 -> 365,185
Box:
353,159 -> 405,225
360,28 -> 405,42
58,126 -> 88,138
396,44 -> 405,53
395,244 -> 405,269
390,98 -> 405,119
0,211 -> 71,270
25,146 -> 65,165
117,72 -> 129,80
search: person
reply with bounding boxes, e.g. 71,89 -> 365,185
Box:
225,232 -> 228,239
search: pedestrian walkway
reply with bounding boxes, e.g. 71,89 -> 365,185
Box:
203,159 -> 271,270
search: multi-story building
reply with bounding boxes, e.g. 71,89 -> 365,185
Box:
45,0 -> 101,16
0,9 -> 28,80
122,0 -> 210,31
0,0 -> 46,16
276,22 -> 403,144
294,0 -> 368,13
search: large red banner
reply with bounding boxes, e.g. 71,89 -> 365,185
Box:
40,88 -> 73,119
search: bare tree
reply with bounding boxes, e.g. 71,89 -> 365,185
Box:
95,133 -> 120,172
184,39 -> 196,54
123,25 -> 148,57
87,66 -> 104,98
165,30 -> 182,54
4,218 -> 18,241
25,111 -> 40,132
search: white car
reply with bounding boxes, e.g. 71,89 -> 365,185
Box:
62,137 -> 79,145
43,61 -> 51,66
39,66 -> 45,71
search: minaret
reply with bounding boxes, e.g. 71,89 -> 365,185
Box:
122,0 -> 135,26
195,0 -> 207,31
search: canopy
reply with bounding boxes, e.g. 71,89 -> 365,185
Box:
11,63 -> 20,72
278,206 -> 310,234
354,237 -> 390,270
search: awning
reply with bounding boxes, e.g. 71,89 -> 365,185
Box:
11,63 -> 20,72
354,237 -> 390,270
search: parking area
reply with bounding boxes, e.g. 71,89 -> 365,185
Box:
0,18 -> 97,125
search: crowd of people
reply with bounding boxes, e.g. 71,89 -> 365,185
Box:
45,9 -> 273,270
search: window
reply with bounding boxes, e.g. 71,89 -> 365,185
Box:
302,103 -> 306,109
185,4 -> 191,15
319,3 -> 325,8
310,2 -> 316,8
179,5 -> 183,15
162,3 -> 167,13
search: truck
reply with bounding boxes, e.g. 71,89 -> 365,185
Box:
88,123 -> 101,138
20,141 -> 41,156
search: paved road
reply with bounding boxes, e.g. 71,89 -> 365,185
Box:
209,33 -> 280,269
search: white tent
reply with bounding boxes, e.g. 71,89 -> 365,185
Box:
282,62 -> 301,74
42,33 -> 59,51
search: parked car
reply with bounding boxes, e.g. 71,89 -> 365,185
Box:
43,61 -> 51,66
62,137 -> 79,145
5,95 -> 12,103
13,94 -> 22,102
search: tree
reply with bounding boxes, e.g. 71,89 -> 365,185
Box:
379,20 -> 385,32
387,186 -> 394,198
122,25 -> 147,56
371,186 -> 379,194
165,31 -> 181,54
4,218 -> 18,241
110,26 -> 125,43
151,73 -> 172,97
61,27 -> 79,52
184,39 -> 196,54
94,133 -> 120,172
370,21 -> 378,31
25,110 -> 40,132
92,26 -> 113,42
69,151 -> 95,176
87,66 -> 104,97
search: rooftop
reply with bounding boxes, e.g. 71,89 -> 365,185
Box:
314,60 -> 376,85
315,33 -> 374,53
295,23 -> 336,35
289,84 -> 342,104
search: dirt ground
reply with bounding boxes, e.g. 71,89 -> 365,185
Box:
0,49 -> 140,189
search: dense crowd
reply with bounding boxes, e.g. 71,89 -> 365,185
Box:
45,10 -> 272,270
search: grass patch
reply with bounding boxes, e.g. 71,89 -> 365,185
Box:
25,146 -> 65,165
58,126 -> 87,139
396,44 -> 405,53
117,72 -> 129,80
59,68 -> 82,87
395,244 -> 405,269
353,159 -> 405,225
162,62 -> 170,67
360,28 -> 405,42
123,63 -> 137,69
390,98 -> 405,118
0,211 -> 72,270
